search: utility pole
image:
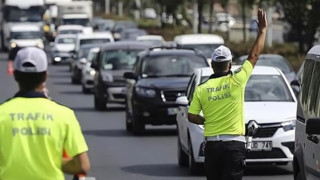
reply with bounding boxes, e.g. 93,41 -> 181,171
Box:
266,7 -> 273,47
193,0 -> 198,33
105,0 -> 110,15
208,0 -> 214,33
118,1 -> 123,17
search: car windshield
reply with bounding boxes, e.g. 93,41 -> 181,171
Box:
141,55 -> 207,78
11,31 -> 42,39
245,75 -> 293,102
78,47 -> 94,59
87,51 -> 98,62
5,6 -> 43,22
256,58 -> 292,73
62,18 -> 90,26
57,37 -> 75,44
200,74 -> 293,102
59,30 -> 82,34
101,49 -> 142,70
80,39 -> 110,46
179,44 -> 222,58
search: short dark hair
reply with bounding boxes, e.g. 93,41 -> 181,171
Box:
211,61 -> 230,72
14,71 -> 46,91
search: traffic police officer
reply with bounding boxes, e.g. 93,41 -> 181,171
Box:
188,9 -> 267,180
0,47 -> 90,179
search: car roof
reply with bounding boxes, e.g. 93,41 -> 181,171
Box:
239,54 -> 285,61
139,48 -> 205,58
174,34 -> 224,44
99,41 -> 152,51
89,47 -> 100,53
77,32 -> 113,39
199,65 -> 283,77
137,35 -> 164,41
307,45 -> 320,62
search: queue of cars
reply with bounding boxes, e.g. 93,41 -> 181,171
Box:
40,16 -> 307,178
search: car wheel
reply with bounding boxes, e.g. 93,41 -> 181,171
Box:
125,104 -> 132,132
188,138 -> 203,175
178,133 -> 188,167
132,111 -> 145,135
82,84 -> 90,94
94,93 -> 106,111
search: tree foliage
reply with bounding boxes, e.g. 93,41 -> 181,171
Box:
278,0 -> 320,52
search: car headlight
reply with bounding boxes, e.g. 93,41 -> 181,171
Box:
87,69 -> 95,76
36,41 -> 44,49
135,87 -> 156,97
282,119 -> 296,131
10,42 -> 17,48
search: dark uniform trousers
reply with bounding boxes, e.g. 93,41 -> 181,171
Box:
204,141 -> 246,180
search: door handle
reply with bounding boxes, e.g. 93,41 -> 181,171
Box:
307,135 -> 319,144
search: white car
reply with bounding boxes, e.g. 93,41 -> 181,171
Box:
174,34 -> 224,60
81,47 -> 99,93
56,25 -> 85,35
74,32 -> 114,53
51,34 -> 76,64
136,35 -> 165,46
176,66 -> 297,174
9,24 -> 44,50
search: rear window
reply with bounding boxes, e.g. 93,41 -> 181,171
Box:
141,54 -> 207,78
80,39 -> 110,46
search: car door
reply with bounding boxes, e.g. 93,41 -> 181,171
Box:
179,73 -> 198,149
126,56 -> 141,114
299,59 -> 318,179
305,61 -> 320,180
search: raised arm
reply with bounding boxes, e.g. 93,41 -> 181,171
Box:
247,9 -> 268,67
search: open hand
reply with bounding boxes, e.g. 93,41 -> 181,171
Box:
257,8 -> 267,32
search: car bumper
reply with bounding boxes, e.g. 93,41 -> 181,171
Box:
82,74 -> 94,89
189,124 -> 294,164
106,87 -> 127,103
52,52 -> 72,63
133,99 -> 178,125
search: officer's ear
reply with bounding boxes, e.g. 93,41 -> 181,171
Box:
229,62 -> 232,70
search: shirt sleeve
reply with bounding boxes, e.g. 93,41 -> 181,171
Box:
233,60 -> 253,86
64,111 -> 88,157
188,87 -> 202,115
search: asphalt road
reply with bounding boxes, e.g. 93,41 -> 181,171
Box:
0,52 -> 294,180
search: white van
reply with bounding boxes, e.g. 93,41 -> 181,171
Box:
293,45 -> 320,180
74,32 -> 114,53
173,34 -> 224,60
9,24 -> 44,50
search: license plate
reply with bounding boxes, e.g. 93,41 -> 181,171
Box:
167,108 -> 178,115
251,141 -> 272,151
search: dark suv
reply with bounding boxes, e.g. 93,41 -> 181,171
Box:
124,47 -> 210,134
91,41 -> 151,110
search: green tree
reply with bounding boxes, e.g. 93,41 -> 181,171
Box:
156,0 -> 185,27
278,0 -> 320,53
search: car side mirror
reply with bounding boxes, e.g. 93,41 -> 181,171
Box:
306,118 -> 320,135
123,72 -> 137,80
79,58 -> 87,64
175,96 -> 189,106
290,80 -> 300,87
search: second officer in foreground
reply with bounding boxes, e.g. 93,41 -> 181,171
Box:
188,9 -> 267,180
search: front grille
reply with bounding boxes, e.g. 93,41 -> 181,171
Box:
113,94 -> 126,99
253,127 -> 279,138
161,90 -> 185,102
246,148 -> 286,159
86,80 -> 93,85
113,76 -> 125,83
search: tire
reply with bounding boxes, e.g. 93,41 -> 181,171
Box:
131,111 -> 145,135
82,84 -> 90,94
188,138 -> 203,175
94,93 -> 106,111
178,135 -> 189,167
125,104 -> 132,132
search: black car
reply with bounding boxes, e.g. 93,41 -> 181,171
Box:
90,41 -> 151,110
123,47 -> 210,135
